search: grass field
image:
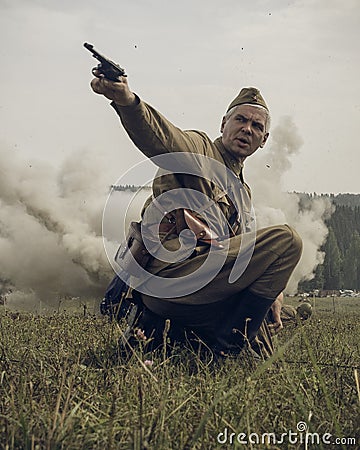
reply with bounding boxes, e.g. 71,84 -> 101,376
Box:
0,297 -> 359,449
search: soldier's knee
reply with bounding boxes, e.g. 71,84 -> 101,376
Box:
268,224 -> 302,259
283,224 -> 303,261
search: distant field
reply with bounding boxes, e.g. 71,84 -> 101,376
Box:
0,297 -> 359,449
285,295 -> 360,314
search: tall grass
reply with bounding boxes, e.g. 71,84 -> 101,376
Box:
0,298 -> 359,449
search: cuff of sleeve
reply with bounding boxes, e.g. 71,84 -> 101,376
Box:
110,94 -> 141,115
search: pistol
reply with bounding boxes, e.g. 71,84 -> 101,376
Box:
84,42 -> 127,81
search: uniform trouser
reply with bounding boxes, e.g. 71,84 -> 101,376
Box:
140,224 -> 302,340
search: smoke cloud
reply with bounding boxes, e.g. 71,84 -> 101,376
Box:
247,116 -> 333,293
0,145 -> 113,311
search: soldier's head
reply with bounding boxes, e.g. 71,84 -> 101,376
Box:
221,87 -> 270,162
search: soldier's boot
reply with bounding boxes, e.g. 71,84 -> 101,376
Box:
120,296 -> 187,356
212,288 -> 275,356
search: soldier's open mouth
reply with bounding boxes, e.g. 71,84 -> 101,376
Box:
237,137 -> 249,145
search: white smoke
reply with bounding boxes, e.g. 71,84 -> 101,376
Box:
0,145 -> 113,310
247,116 -> 333,293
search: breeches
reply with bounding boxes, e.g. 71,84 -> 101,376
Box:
141,224 -> 302,328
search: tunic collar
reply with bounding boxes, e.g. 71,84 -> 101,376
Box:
213,137 -> 244,181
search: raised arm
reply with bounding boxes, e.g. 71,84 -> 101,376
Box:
90,73 -> 211,159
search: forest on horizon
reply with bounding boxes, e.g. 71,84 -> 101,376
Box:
297,193 -> 360,292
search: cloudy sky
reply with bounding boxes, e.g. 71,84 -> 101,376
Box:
1,0 -> 359,194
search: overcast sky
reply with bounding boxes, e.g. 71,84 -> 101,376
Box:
1,0 -> 359,194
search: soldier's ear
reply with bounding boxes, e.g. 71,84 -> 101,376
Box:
260,132 -> 269,148
220,116 -> 226,133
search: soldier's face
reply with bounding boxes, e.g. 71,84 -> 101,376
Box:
221,105 -> 269,162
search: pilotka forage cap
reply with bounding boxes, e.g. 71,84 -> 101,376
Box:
226,87 -> 269,112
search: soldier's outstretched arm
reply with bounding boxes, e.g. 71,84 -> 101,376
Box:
89,69 -> 213,161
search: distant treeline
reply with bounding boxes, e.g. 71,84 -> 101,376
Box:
296,192 -> 360,208
299,193 -> 360,292
110,184 -> 152,192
